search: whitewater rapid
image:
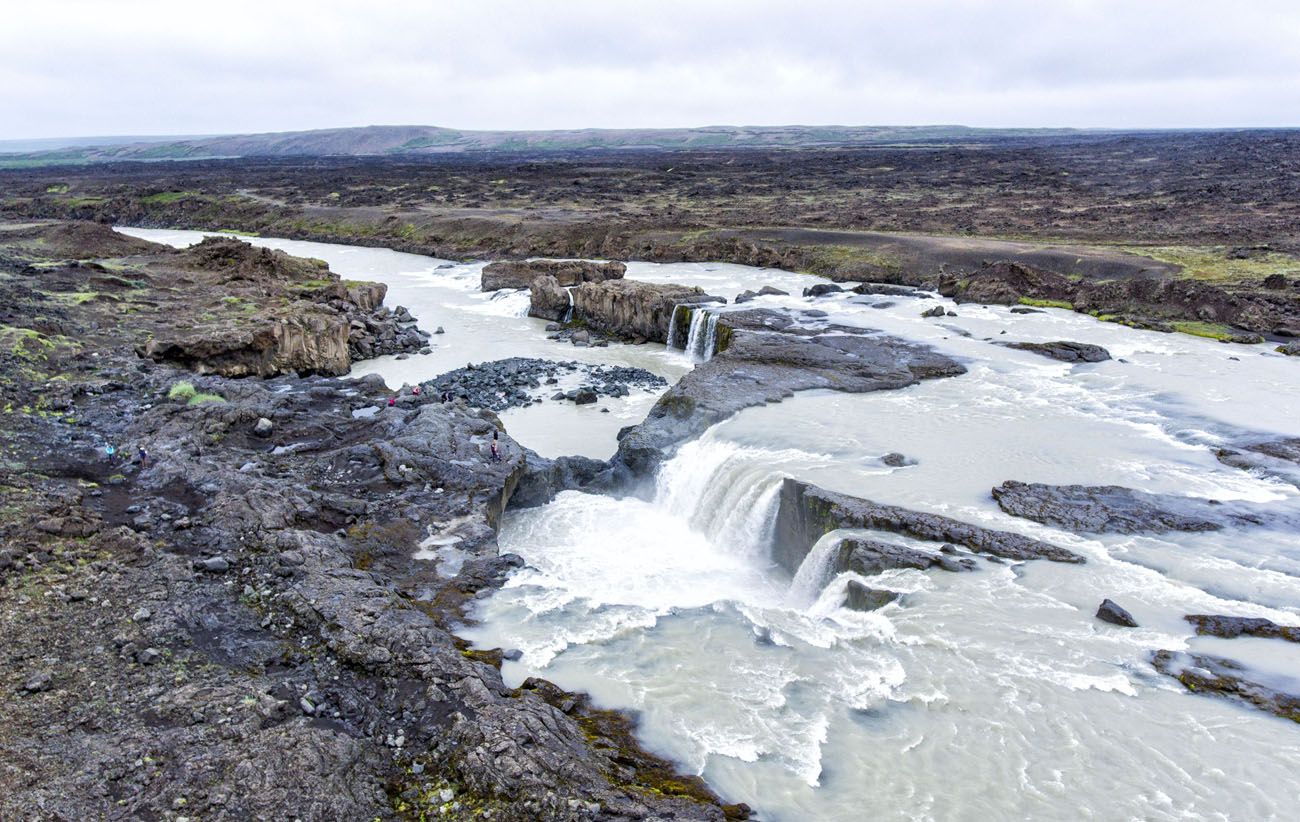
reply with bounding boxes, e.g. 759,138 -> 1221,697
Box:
119,227 -> 1300,821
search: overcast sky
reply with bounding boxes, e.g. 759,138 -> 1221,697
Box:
4,0 -> 1300,139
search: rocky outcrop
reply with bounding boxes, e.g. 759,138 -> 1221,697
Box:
941,261 -> 1075,306
482,259 -> 625,292
572,279 -> 718,344
772,478 -> 1084,575
1097,599 -> 1139,627
1185,614 -> 1300,642
528,274 -> 571,322
1151,651 -> 1300,723
991,480 -> 1265,534
141,309 -> 353,377
1279,340 -> 1300,356
1003,341 -> 1112,363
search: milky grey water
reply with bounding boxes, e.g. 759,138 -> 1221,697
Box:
120,227 -> 1300,821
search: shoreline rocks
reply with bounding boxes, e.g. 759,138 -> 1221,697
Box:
423,357 -> 666,412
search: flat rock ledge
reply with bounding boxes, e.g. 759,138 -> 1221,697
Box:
1151,650 -> 1300,724
772,478 -> 1084,575
991,480 -> 1268,534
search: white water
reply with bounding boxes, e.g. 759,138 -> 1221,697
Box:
467,294 -> 1300,819
118,227 -> 1300,820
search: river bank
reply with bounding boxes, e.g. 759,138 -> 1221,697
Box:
0,220 -> 746,820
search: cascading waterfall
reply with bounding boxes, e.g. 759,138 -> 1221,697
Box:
788,532 -> 849,604
563,288 -> 575,323
666,303 -> 682,349
702,312 -> 720,360
653,435 -> 806,558
683,307 -> 719,360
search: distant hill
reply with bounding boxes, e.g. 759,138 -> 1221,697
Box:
0,124 -> 1116,167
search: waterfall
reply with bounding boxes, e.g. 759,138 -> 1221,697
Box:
563,288 -> 574,324
788,533 -> 847,604
667,303 -> 682,349
684,307 -> 711,360
653,436 -> 792,558
703,313 -> 720,360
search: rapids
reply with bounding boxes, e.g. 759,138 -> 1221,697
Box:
120,227 -> 1300,821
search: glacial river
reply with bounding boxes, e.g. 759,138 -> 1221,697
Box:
121,227 -> 1300,821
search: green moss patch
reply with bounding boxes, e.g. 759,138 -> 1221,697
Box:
1018,296 -> 1074,310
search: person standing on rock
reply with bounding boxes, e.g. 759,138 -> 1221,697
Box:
137,447 -> 149,468
490,430 -> 501,463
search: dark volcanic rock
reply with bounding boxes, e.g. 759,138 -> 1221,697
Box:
481,258 -> 625,291
1277,340 -> 1300,356
990,480 -> 1261,534
424,357 -> 665,412
843,580 -> 900,611
1003,340 -> 1112,363
941,260 -> 1075,306
803,283 -> 843,298
1096,598 -> 1139,627
1185,614 -> 1300,642
772,478 -> 1083,575
852,282 -> 921,297
1151,650 -> 1300,724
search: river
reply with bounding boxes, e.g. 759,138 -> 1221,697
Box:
119,227 -> 1300,821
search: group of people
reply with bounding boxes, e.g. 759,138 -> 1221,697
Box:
387,384 -> 457,407
104,443 -> 149,467
383,384 -> 500,462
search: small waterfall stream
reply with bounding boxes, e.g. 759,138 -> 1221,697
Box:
562,288 -> 575,323
681,306 -> 720,361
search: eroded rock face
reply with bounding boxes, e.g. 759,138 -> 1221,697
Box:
141,309 -> 353,377
572,279 -> 716,344
990,480 -> 1264,534
772,478 -> 1083,575
1003,340 -> 1112,363
481,259 -> 625,292
941,260 -> 1074,306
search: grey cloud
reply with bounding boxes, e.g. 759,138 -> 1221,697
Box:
2,0 -> 1299,138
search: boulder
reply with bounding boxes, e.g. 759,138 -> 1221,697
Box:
254,417 -> 274,438
528,275 -> 571,322
843,581 -> 900,612
1278,340 -> 1300,356
1096,599 -> 1138,627
1003,341 -> 1112,363
921,305 -> 946,318
803,283 -> 843,298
